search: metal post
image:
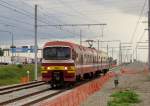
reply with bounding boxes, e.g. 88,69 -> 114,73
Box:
132,49 -> 134,62
119,42 -> 122,65
11,33 -> 14,48
98,40 -> 99,51
10,32 -> 14,64
80,30 -> 82,46
27,71 -> 30,82
107,44 -> 109,56
112,48 -> 114,58
148,0 -> 150,70
136,47 -> 137,61
34,5 -> 38,80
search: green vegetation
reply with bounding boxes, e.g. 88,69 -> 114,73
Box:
107,90 -> 140,106
110,66 -> 121,72
0,48 -> 4,56
0,64 -> 41,86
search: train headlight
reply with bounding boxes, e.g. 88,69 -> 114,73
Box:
64,66 -> 68,70
47,67 -> 51,70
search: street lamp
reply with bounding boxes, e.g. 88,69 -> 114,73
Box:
0,30 -> 14,63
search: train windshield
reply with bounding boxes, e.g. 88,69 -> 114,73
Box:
43,47 -> 71,60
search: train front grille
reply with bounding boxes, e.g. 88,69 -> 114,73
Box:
52,71 -> 63,82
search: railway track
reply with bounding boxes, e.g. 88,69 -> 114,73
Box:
0,88 -> 59,105
0,71 -> 117,106
0,81 -> 46,95
0,83 -> 68,106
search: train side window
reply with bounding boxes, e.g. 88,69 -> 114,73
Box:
81,54 -> 83,64
90,55 -> 92,64
101,57 -> 103,63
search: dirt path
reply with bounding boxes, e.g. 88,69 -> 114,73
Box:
81,63 -> 150,106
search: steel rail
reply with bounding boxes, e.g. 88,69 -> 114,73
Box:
0,81 -> 44,91
0,88 -> 51,105
0,82 -> 46,95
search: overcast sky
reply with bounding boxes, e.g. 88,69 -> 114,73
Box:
0,0 -> 148,61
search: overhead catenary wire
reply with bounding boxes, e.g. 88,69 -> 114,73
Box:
56,0 -> 101,23
0,1 -> 79,38
0,15 -> 33,26
130,0 -> 147,43
38,5 -> 85,36
0,0 -> 34,16
122,0 -> 147,62
0,0 -> 148,48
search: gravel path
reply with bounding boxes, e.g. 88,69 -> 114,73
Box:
81,63 -> 150,106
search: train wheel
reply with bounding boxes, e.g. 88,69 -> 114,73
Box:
51,84 -> 55,89
76,75 -> 81,82
83,73 -> 90,80
68,82 -> 75,88
90,72 -> 94,79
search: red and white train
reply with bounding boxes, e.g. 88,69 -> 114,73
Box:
41,41 -> 114,87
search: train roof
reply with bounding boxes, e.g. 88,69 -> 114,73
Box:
44,41 -> 107,54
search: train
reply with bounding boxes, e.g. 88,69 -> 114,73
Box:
41,41 -> 116,88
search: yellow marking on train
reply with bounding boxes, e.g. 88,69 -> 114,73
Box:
47,66 -> 65,70
45,66 -> 76,71
41,71 -> 47,73
68,66 -> 75,71
67,71 -> 75,73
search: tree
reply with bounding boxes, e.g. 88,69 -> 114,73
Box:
0,48 -> 4,56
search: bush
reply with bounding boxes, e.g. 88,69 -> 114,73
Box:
108,90 -> 140,106
16,64 -> 23,68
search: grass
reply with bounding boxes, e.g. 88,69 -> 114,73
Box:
107,90 -> 140,106
0,64 -> 41,86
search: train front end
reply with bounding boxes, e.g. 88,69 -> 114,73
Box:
41,44 -> 76,87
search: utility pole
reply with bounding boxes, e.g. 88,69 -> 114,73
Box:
98,40 -> 99,51
135,47 -> 138,61
107,44 -> 109,56
119,42 -> 122,65
11,32 -> 14,64
99,26 -> 105,50
112,48 -> 114,58
80,30 -> 82,46
34,4 -> 38,81
0,30 -> 14,63
11,33 -> 14,48
148,0 -> 150,70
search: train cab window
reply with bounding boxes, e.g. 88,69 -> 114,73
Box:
72,50 -> 77,60
43,47 -> 70,60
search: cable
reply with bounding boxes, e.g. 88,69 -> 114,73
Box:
0,0 -> 105,40
38,5 -> 80,36
56,0 -> 100,23
129,0 -> 147,43
0,1 -> 54,26
136,30 -> 146,47
122,0 -> 147,62
0,15 -> 33,26
0,0 -> 34,16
